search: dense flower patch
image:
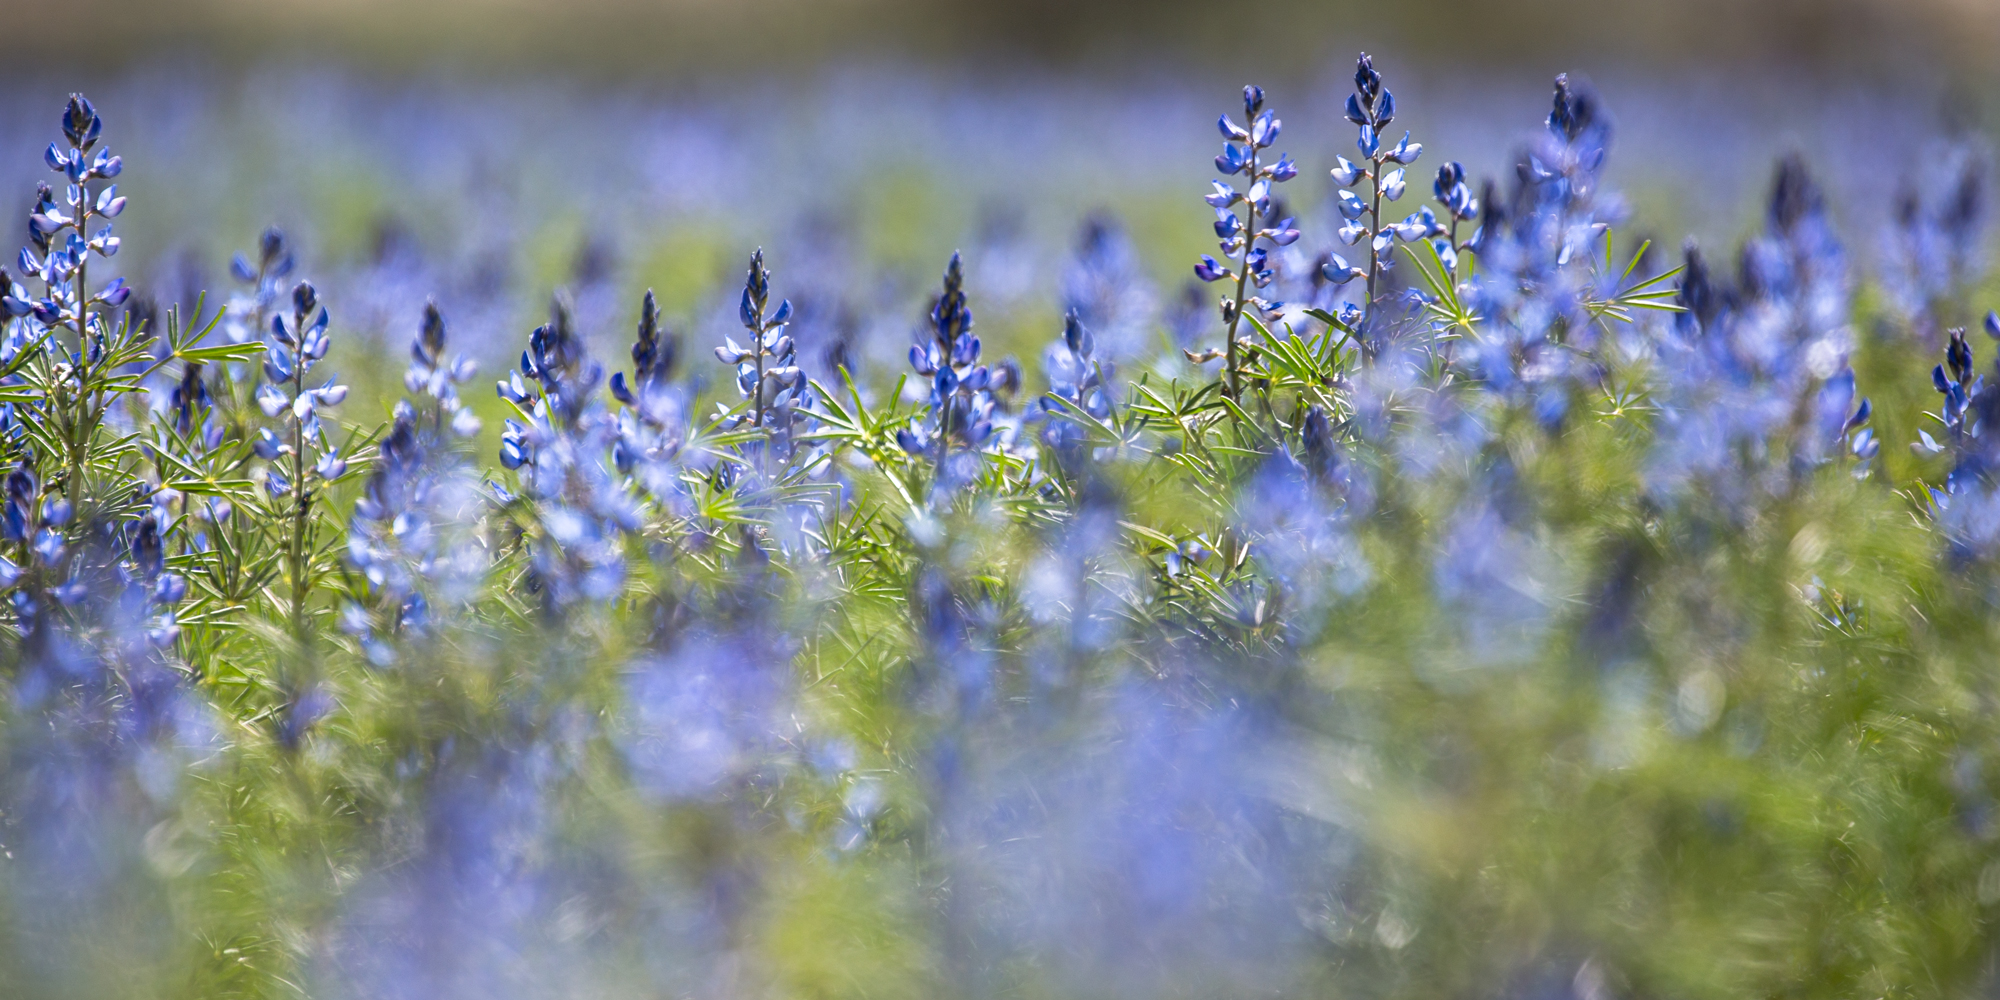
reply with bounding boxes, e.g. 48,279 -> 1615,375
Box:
1,58 -> 1998,999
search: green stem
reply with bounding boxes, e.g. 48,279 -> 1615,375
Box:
1222,150 -> 1261,402
289,341 -> 311,641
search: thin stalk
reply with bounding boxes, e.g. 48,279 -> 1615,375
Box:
288,349 -> 311,640
752,324 -> 767,434
59,165 -> 96,520
1363,157 -> 1385,316
1222,148 -> 1261,401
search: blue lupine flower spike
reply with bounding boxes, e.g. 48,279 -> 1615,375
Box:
1191,83 -> 1299,397
1328,53 -> 1429,342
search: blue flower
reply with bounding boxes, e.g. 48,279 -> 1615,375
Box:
1321,254 -> 1365,284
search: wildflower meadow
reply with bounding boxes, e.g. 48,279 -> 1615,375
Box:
3,49 -> 2000,1000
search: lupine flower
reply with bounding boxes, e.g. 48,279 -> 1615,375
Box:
1191,85 -> 1301,396
1322,54 -> 1437,356
405,301 -> 482,438
495,295 -> 638,607
899,252 -> 1002,481
1061,215 -> 1156,368
225,228 -> 296,345
610,288 -> 702,502
1649,154 -> 1858,511
1459,72 -> 1638,426
259,281 -> 349,498
1038,311 -> 1114,458
1884,140 -> 1990,340
347,304 -> 489,662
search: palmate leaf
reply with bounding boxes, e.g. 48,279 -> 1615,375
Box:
1039,390 -> 1151,455
1582,234 -> 1683,329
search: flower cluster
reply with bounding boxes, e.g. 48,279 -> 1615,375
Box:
1885,141 -> 1989,338
346,304 -> 485,662
9,71 -> 2000,1000
405,301 -> 483,439
253,281 -> 349,496
900,252 -> 1004,471
1649,154 -> 1866,511
496,297 -> 638,606
1038,311 -> 1112,456
1912,315 -> 2000,558
1455,73 -> 1631,425
613,289 -> 691,494
224,228 -> 295,345
715,249 -> 816,465
1322,55 -> 1431,320
1190,85 -> 1299,396
1062,215 -> 1156,366
1429,160 -> 1480,274
15,96 -> 128,337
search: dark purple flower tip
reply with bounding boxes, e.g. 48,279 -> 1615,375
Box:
62,94 -> 99,148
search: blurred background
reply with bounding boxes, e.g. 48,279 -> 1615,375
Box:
20,0 -> 2000,82
0,0 -> 1990,395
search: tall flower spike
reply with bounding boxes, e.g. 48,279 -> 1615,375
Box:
1193,84 -> 1299,398
405,301 -> 480,438
1328,53 -> 1425,348
613,289 -> 694,487
22,94 -> 127,342
900,252 -> 997,470
1040,310 -> 1112,456
717,249 -> 808,461
495,293 -> 638,609
1430,161 -> 1478,275
261,275 -> 348,643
